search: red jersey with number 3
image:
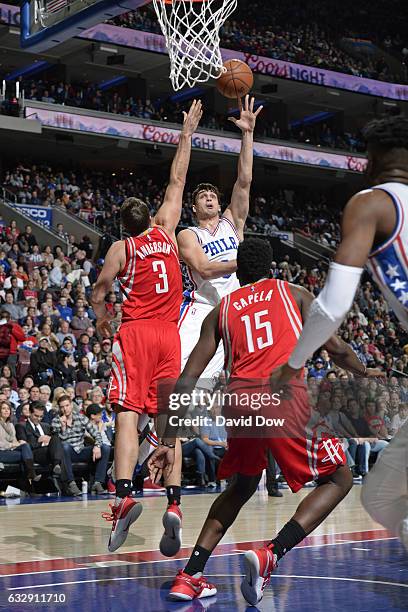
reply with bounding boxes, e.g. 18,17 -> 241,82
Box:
118,226 -> 182,324
219,278 -> 303,377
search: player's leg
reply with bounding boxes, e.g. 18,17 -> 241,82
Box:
148,322 -> 184,556
104,328 -> 151,551
241,434 -> 353,606
103,405 -> 143,552
361,454 -> 408,550
160,439 -> 183,556
169,472 -> 261,601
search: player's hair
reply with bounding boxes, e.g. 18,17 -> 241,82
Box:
121,197 -> 150,235
236,238 -> 273,284
363,115 -> 408,152
192,183 -> 221,207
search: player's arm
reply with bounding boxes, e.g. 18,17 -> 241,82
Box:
178,229 -> 237,279
223,95 -> 263,240
148,306 -> 221,480
91,241 -> 126,338
168,304 -> 221,423
153,100 -> 203,239
271,192 -> 382,387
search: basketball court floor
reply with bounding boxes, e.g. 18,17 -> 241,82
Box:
0,484 -> 406,611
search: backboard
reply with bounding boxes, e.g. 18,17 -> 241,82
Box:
21,0 -> 152,53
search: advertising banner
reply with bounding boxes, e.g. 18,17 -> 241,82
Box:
25,105 -> 368,174
82,24 -> 408,101
10,202 -> 53,228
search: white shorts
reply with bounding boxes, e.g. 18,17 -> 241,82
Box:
178,299 -> 224,390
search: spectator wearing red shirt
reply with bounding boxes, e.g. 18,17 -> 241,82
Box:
364,400 -> 389,439
0,309 -> 25,359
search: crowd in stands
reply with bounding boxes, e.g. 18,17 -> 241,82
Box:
0,192 -> 407,496
3,162 -> 342,248
111,0 -> 407,83
0,76 -> 364,153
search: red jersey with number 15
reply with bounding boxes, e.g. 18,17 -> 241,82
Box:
118,226 -> 182,324
219,278 -> 303,378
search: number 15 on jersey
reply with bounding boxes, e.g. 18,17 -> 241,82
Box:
241,310 -> 273,353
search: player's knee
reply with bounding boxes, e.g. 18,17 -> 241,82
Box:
337,465 -> 353,495
234,473 -> 261,502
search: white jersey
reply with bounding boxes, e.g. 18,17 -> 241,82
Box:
184,216 -> 240,307
366,182 -> 408,329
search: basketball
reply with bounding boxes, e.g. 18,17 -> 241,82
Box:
216,59 -> 254,99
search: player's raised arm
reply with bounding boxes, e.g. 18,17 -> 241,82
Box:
223,95 -> 263,240
91,241 -> 126,338
153,100 -> 203,239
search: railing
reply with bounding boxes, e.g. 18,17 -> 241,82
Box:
0,185 -> 17,203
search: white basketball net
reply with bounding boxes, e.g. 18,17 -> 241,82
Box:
152,0 -> 237,91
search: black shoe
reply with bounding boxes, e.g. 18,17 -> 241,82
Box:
268,489 -> 283,497
195,473 -> 206,487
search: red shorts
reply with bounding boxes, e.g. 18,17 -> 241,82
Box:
218,382 -> 346,492
108,320 -> 181,415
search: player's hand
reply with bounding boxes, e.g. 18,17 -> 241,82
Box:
181,99 -> 203,137
228,95 -> 263,133
365,367 -> 385,378
93,446 -> 101,462
148,445 -> 176,483
270,362 -> 302,400
96,314 -> 114,339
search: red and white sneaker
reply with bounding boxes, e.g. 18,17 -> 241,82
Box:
240,544 -> 277,606
169,570 -> 217,601
143,477 -> 166,492
102,496 -> 143,552
160,502 -> 182,556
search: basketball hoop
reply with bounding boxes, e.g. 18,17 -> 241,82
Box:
152,0 -> 237,91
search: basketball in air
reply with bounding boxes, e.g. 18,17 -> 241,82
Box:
216,59 -> 254,99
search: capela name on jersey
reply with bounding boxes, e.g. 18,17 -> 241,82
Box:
232,289 -> 274,311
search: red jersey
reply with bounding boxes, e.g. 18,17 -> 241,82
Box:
219,278 -> 302,378
118,226 -> 182,324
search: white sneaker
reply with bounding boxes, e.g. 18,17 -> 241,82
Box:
102,496 -> 143,552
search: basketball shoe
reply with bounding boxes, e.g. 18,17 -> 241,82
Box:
169,570 -> 217,601
240,544 -> 277,606
102,496 -> 143,552
160,502 -> 182,556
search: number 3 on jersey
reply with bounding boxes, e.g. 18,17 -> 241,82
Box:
152,260 -> 169,294
241,310 -> 273,353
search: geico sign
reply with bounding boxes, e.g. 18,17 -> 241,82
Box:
18,207 -> 48,218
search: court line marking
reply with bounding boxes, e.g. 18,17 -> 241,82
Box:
7,573 -> 408,591
1,536 -> 398,580
0,526 -> 389,566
